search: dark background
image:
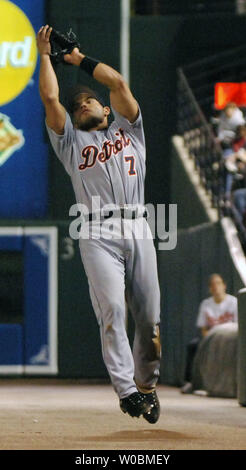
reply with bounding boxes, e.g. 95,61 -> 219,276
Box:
44,0 -> 246,380
1,1 -> 244,381
46,0 -> 246,217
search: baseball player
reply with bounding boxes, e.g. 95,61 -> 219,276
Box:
37,25 -> 161,423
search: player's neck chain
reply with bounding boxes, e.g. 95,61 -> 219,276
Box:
79,128 -> 131,170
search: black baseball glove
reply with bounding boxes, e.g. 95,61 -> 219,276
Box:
49,27 -> 80,65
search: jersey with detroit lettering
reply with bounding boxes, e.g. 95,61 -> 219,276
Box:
46,106 -> 146,213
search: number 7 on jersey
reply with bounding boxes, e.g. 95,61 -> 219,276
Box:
124,155 -> 136,175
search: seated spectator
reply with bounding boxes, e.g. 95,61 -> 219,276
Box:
180,273 -> 238,394
192,322 -> 238,398
217,102 -> 245,149
223,124 -> 246,197
224,124 -> 246,164
233,187 -> 246,225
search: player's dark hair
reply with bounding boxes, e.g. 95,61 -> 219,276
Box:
67,85 -> 106,115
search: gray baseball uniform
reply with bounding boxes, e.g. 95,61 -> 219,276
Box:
46,105 -> 161,399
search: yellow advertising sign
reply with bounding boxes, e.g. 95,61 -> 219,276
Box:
0,0 -> 37,106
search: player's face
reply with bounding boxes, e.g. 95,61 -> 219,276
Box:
73,95 -> 106,131
209,276 -> 226,297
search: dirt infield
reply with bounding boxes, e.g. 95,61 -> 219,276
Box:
0,379 -> 245,450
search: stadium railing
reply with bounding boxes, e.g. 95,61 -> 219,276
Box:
177,49 -> 246,250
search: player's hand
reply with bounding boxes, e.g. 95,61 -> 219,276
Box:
36,25 -> 52,56
63,48 -> 85,66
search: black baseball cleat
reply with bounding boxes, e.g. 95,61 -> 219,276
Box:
120,392 -> 152,418
140,390 -> 160,424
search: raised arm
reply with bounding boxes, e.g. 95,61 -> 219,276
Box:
37,25 -> 66,135
64,48 -> 139,123
94,63 -> 139,123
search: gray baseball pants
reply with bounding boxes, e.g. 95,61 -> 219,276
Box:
79,217 -> 161,399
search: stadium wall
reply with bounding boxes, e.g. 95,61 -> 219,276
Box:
158,220 -> 245,386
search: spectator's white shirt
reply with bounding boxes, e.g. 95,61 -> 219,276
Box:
218,108 -> 245,142
196,294 -> 238,329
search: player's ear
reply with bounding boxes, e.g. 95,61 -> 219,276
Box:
104,106 -> 110,117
